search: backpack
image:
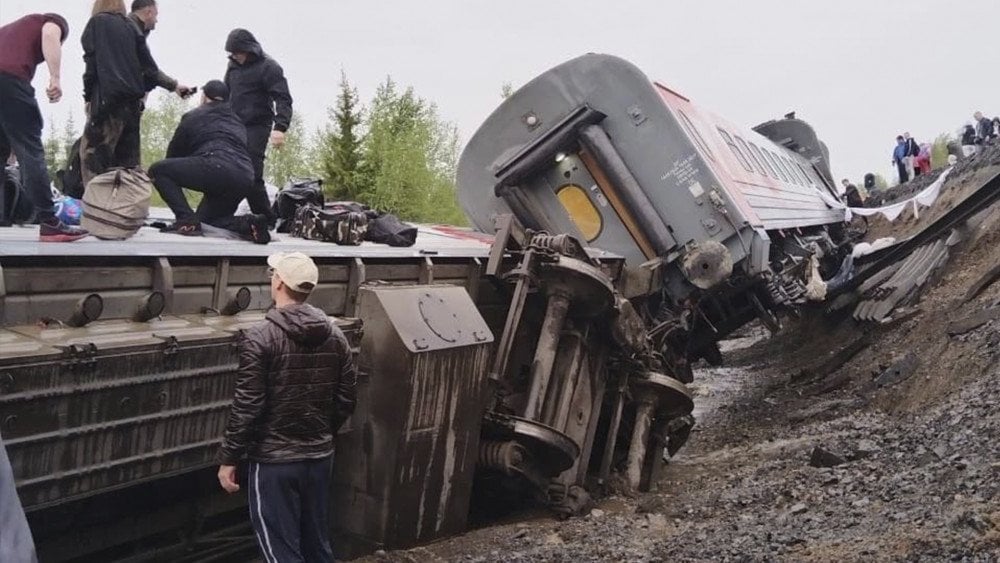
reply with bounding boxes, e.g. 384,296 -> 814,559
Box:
367,212 -> 417,247
81,168 -> 153,240
290,203 -> 368,245
272,178 -> 324,233
1,165 -> 35,226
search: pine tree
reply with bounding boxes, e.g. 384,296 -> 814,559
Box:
321,71 -> 364,200
264,115 -> 319,188
43,118 -> 61,184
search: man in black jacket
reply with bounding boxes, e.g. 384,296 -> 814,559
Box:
218,252 -> 356,563
149,80 -> 269,243
80,3 -> 159,185
224,29 -> 292,224
128,0 -> 193,98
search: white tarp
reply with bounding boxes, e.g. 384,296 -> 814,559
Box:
821,167 -> 953,223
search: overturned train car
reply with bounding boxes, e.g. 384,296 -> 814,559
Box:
0,53 -> 851,561
459,53 -> 853,378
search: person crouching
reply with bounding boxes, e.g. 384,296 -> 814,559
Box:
149,80 -> 270,243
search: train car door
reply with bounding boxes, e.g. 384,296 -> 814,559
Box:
537,152 -> 654,266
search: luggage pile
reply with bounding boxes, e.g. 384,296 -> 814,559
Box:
273,179 -> 417,247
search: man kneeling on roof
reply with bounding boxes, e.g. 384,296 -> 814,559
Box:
149,80 -> 270,243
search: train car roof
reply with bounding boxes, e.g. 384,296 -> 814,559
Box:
0,223 -> 497,260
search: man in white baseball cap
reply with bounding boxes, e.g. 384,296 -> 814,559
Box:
218,251 -> 356,561
266,251 -> 318,297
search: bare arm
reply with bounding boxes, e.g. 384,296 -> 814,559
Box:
41,22 -> 63,103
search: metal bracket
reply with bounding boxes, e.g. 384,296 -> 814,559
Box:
212,259 -> 231,313
419,257 -> 434,285
345,258 -> 366,317
152,257 -> 174,314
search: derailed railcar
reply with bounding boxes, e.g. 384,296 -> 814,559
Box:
459,53 -> 852,375
1,223 -> 673,560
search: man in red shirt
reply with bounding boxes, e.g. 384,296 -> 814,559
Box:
0,13 -> 88,241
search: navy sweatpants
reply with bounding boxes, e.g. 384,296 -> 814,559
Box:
248,456 -> 333,563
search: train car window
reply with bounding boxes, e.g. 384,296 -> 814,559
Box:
765,150 -> 790,183
735,136 -> 767,176
786,157 -> 809,186
676,110 -> 716,162
795,163 -> 815,185
780,156 -> 803,186
749,142 -> 779,179
797,162 -> 821,187
717,128 -> 754,173
557,184 -> 603,241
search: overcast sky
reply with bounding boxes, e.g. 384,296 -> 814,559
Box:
3,0 -> 999,185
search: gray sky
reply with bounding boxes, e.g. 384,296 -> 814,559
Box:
3,0 -> 999,185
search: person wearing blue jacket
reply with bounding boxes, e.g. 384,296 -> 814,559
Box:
892,136 -> 909,184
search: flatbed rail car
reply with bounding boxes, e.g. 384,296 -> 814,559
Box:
458,53 -> 852,376
1,221 -> 692,561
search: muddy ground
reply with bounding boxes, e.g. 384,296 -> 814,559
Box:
364,167 -> 1000,562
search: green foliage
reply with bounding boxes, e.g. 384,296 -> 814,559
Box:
42,112 -> 79,190
320,71 -> 364,200
355,77 -> 466,225
930,133 -> 953,170
43,121 -> 61,183
140,93 -> 192,168
264,115 -> 318,188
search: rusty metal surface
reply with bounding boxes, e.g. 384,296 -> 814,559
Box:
0,313 -> 362,511
331,286 -> 494,557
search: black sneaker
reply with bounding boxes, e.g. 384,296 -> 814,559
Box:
39,219 -> 89,242
248,213 -> 271,245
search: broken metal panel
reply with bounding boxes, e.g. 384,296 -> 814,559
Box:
331,285 -> 494,557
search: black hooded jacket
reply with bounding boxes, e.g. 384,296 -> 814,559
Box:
223,29 -> 293,132
81,12 -> 158,112
166,101 -> 254,177
218,304 -> 357,464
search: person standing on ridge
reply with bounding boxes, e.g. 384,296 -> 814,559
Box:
892,136 -> 909,184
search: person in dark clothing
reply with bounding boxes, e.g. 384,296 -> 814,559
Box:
974,112 -> 994,144
863,172 -> 877,200
149,80 -> 270,243
80,0 -> 159,185
224,29 -> 293,224
841,179 -> 863,208
892,135 -> 909,184
218,252 -> 356,563
0,12 -> 88,241
128,0 -> 193,98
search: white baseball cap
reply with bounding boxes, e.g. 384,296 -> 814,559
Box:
267,252 -> 319,293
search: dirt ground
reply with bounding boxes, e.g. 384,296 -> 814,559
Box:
362,166 -> 1000,562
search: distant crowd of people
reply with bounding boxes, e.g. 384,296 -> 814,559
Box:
840,111 -> 999,208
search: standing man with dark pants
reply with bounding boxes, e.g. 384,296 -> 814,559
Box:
149,80 -> 270,243
224,28 -> 293,225
80,0 -> 159,185
217,252 -> 356,562
0,12 -> 88,241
